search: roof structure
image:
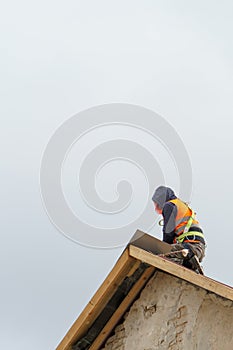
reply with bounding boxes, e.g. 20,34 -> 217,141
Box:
56,230 -> 233,350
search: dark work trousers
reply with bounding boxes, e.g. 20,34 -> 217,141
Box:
168,241 -> 206,265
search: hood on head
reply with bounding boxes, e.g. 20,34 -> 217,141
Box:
152,186 -> 177,208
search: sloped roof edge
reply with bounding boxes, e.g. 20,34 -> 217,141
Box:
129,244 -> 233,301
56,231 -> 233,350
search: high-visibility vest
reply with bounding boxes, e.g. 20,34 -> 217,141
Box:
168,199 -> 204,243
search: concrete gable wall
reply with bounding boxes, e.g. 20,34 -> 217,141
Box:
101,271 -> 233,350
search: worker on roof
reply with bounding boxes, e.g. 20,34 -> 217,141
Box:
152,185 -> 206,272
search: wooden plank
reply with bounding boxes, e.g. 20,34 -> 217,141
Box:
129,245 -> 233,301
89,265 -> 156,350
56,250 -> 137,350
126,259 -> 141,277
129,230 -> 171,254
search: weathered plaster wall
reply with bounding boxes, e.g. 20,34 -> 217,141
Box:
101,271 -> 233,350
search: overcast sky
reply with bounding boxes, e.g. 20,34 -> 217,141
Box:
1,1 -> 233,349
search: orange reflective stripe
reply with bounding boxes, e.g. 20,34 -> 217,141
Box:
176,224 -> 187,235
183,240 -> 201,243
176,216 -> 190,226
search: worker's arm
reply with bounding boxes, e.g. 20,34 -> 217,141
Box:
162,202 -> 177,244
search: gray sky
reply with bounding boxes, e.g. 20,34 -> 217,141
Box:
1,1 -> 233,349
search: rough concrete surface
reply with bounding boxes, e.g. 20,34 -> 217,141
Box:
101,271 -> 233,350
